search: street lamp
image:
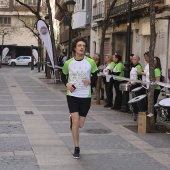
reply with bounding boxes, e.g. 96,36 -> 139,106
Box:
121,0 -> 132,112
66,0 -> 76,58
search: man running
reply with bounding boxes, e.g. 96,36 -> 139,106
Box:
61,37 -> 98,159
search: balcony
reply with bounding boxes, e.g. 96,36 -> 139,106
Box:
55,0 -> 68,21
110,0 -> 164,16
93,1 -> 105,21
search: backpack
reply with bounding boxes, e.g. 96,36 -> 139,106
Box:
160,75 -> 165,89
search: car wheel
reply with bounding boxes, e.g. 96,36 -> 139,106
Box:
28,62 -> 31,67
11,62 -> 16,66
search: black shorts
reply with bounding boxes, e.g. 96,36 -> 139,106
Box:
66,96 -> 91,117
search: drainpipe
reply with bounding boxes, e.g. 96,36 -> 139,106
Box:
166,19 -> 170,90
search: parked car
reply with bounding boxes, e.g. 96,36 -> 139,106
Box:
8,56 -> 36,66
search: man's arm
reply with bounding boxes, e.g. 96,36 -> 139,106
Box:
61,72 -> 68,86
91,71 -> 98,86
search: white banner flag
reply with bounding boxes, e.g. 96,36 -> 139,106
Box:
37,20 -> 54,68
2,47 -> 9,61
32,49 -> 38,62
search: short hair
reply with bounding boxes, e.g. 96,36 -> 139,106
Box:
133,55 -> 140,61
144,51 -> 149,56
105,54 -> 112,62
130,54 -> 134,57
72,37 -> 87,53
92,54 -> 100,61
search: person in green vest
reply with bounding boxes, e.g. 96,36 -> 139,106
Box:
109,53 -> 124,110
154,56 -> 162,123
103,54 -> 115,107
128,55 -> 142,90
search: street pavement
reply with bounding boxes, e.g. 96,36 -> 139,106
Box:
0,65 -> 170,170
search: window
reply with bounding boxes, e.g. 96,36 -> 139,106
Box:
24,0 -> 38,6
0,17 -> 11,25
0,17 -> 3,24
23,57 -> 30,59
0,0 -> 9,8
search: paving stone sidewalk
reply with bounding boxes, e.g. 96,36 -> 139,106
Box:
0,66 -> 170,170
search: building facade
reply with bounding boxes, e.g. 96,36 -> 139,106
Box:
55,0 -> 92,55
0,0 -> 60,63
0,0 -> 40,60
55,0 -> 170,80
91,0 -> 170,79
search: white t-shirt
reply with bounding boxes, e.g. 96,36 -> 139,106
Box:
103,64 -> 112,82
142,63 -> 149,82
62,56 -> 98,98
130,67 -> 137,84
143,63 -> 149,89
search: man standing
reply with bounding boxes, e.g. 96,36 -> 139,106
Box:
61,37 -> 98,159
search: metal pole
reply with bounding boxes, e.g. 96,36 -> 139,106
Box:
0,34 -> 4,68
121,0 -> 132,112
68,13 -> 72,59
31,45 -> 34,70
41,45 -> 44,71
38,38 -> 41,72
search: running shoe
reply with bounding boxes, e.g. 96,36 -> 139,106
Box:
72,147 -> 80,159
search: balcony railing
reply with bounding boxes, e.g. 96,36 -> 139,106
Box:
110,0 -> 164,16
93,1 -> 105,20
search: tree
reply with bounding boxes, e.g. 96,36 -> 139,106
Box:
46,0 -> 60,83
15,0 -> 44,72
147,0 -> 156,132
15,0 -> 59,80
95,0 -> 118,104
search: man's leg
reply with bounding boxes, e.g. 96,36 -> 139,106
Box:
71,112 -> 80,147
71,113 -> 86,159
71,113 -> 86,147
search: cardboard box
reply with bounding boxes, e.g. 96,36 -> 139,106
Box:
138,112 -> 148,134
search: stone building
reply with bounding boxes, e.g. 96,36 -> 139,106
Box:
55,0 -> 170,79
0,0 -> 41,60
55,0 -> 92,56
91,0 -> 170,78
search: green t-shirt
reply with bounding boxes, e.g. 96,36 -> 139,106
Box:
110,62 -> 115,69
155,68 -> 161,90
113,62 -> 124,81
136,64 -> 142,79
136,64 -> 142,72
62,56 -> 98,97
